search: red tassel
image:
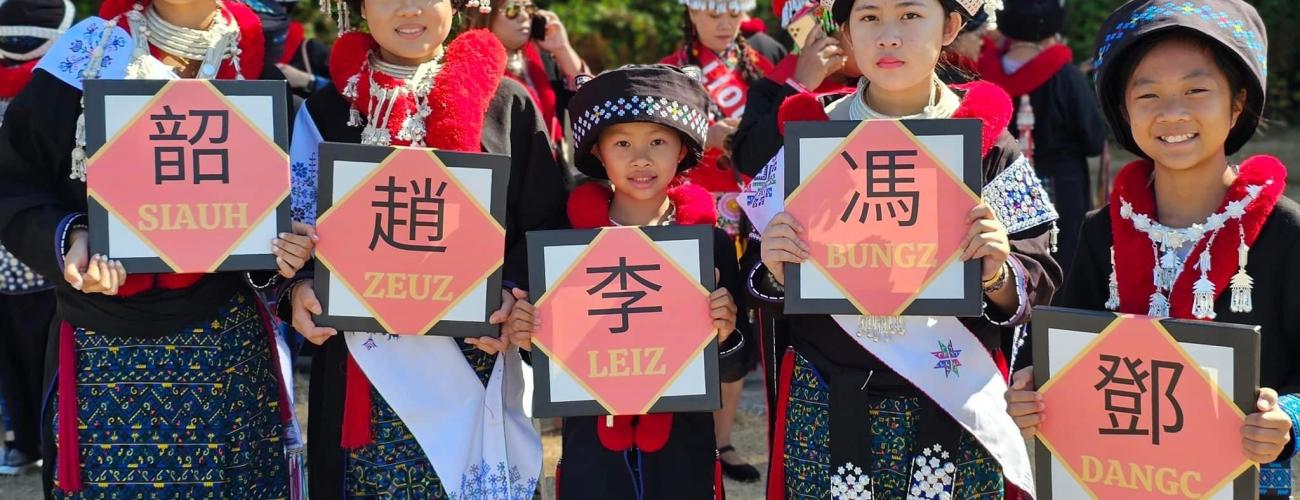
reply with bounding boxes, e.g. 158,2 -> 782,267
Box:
595,415 -> 635,451
56,322 -> 82,493
554,459 -> 562,498
634,414 -> 673,453
714,454 -> 725,500
766,350 -> 795,500
340,354 -> 373,449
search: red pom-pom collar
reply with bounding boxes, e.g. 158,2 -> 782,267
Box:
1109,155 -> 1286,319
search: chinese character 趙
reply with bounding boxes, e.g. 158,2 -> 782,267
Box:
1094,354 -> 1185,445
149,105 -> 230,185
838,149 -> 920,227
370,176 -> 449,253
585,256 -> 663,334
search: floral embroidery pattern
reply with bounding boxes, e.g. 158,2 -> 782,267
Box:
451,460 -> 539,500
829,462 -> 872,500
908,444 -> 957,500
57,21 -> 127,80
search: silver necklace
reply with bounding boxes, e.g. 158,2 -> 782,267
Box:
344,52 -> 443,147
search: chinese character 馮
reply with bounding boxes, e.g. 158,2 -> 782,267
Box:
838,149 -> 921,227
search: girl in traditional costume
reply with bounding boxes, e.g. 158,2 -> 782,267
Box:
284,0 -> 569,497
464,0 -> 588,149
0,0 -> 313,496
662,0 -> 782,240
497,64 -> 749,500
978,0 -> 1106,274
0,0 -> 72,476
1006,1 -> 1300,497
751,0 -> 1061,497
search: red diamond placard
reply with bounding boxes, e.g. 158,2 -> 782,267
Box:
314,148 -> 505,335
785,120 -> 978,315
86,80 -> 289,273
1037,316 -> 1251,498
533,227 -> 713,415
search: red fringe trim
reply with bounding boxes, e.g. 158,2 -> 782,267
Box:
279,21 -> 304,66
0,60 -> 37,100
56,322 -> 81,493
714,454 -> 725,499
329,30 -> 503,151
566,182 -> 718,230
977,41 -> 1072,99
766,349 -> 794,500
1109,155 -> 1287,318
341,353 -> 374,449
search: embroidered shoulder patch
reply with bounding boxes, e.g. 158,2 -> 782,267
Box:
37,17 -> 132,91
983,155 -> 1059,234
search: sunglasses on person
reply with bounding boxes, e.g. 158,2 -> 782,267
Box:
503,2 -> 538,19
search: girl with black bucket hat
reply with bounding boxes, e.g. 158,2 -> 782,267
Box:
1007,1 -> 1300,497
750,0 -> 1062,497
498,64 -> 751,500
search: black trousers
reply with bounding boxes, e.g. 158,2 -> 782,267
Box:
0,290 -> 55,458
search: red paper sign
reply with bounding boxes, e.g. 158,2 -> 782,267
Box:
784,120 -> 979,315
86,80 -> 289,273
1037,316 -> 1251,498
314,148 -> 505,335
532,227 -> 713,415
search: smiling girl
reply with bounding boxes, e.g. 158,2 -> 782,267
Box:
284,0 -> 568,497
750,0 -> 1062,497
0,0 -> 314,496
1006,1 -> 1300,497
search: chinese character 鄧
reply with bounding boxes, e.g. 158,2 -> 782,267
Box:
1094,354 -> 1185,445
585,256 -> 663,334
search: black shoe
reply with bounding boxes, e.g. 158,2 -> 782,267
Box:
717,445 -> 760,483
0,448 -> 40,476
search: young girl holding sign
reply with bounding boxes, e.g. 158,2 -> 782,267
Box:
284,0 -> 568,497
0,0 -> 313,496
751,0 -> 1061,497
496,64 -> 749,499
1006,1 -> 1300,497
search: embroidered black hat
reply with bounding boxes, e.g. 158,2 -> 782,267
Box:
0,0 -> 73,61
1093,0 -> 1268,156
832,0 -> 1002,27
568,64 -> 711,180
997,0 -> 1065,41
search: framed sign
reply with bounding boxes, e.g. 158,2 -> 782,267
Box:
526,225 -> 719,418
1032,307 -> 1260,499
84,79 -> 291,273
782,119 -> 983,316
312,143 -> 509,337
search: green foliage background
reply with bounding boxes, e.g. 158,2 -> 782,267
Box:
68,0 -> 1299,124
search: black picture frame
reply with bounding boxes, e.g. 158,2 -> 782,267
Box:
311,142 -> 510,337
1030,306 -> 1261,499
781,119 -> 984,316
525,224 -> 720,418
83,79 -> 292,273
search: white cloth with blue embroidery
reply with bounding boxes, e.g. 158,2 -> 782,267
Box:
345,333 -> 542,500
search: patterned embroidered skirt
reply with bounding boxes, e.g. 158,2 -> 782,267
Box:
52,292 -> 289,498
780,351 -> 1003,499
344,344 -> 495,499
